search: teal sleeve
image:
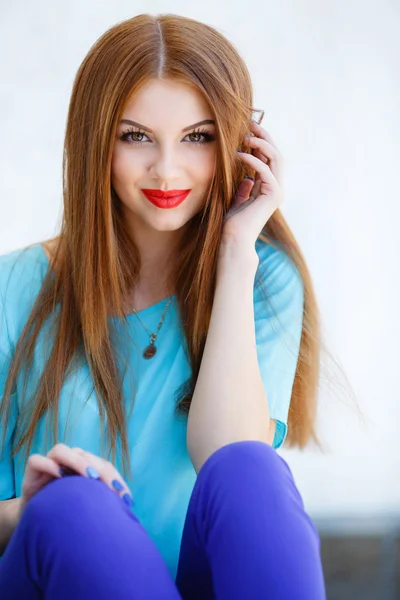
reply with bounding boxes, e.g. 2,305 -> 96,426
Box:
254,246 -> 304,449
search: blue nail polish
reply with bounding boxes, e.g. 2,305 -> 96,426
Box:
86,466 -> 100,479
112,479 -> 124,492
122,493 -> 134,507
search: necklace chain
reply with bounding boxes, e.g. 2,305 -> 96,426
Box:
131,296 -> 173,359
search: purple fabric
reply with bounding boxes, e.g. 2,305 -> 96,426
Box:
0,441 -> 326,599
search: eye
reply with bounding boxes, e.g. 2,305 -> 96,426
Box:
185,128 -> 215,145
120,127 -> 149,144
120,127 -> 215,146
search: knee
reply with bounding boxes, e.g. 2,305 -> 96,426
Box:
23,475 -> 119,527
199,440 -> 296,500
202,439 -> 286,474
195,441 -> 318,542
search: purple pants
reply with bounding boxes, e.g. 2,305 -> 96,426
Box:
0,441 -> 326,599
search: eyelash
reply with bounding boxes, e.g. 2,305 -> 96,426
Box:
120,126 -> 215,146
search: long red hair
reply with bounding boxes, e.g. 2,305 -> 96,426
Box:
0,13 -> 359,482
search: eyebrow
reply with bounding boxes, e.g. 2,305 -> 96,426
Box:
119,119 -> 216,133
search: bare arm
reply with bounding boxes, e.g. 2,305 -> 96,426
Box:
187,242 -> 272,474
0,498 -> 22,555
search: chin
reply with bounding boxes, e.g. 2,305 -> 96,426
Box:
134,209 -> 192,232
148,216 -> 191,232
119,194 -> 203,233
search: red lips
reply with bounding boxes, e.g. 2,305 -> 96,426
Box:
141,189 -> 191,198
140,189 -> 191,209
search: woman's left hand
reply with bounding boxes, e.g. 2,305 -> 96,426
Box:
222,120 -> 284,248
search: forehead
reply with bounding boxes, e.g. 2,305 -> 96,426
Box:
122,79 -> 213,129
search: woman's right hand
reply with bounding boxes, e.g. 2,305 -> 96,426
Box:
19,451 -> 63,518
19,443 -> 134,519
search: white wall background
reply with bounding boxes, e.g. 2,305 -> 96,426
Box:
1,1 -> 398,524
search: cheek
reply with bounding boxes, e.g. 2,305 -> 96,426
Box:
194,151 -> 216,182
111,149 -> 142,184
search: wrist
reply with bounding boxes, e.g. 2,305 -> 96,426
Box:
217,243 -> 259,285
218,237 -> 259,268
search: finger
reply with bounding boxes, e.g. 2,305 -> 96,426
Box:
79,450 -> 133,504
71,448 -> 108,472
237,152 -> 277,187
246,136 -> 279,162
71,447 -> 102,462
246,138 -> 283,185
66,447 -> 105,476
248,123 -> 284,182
26,454 -> 63,480
71,447 -> 85,457
47,443 -> 100,478
251,147 -> 268,165
250,120 -> 280,150
250,149 -> 267,185
51,444 -> 133,505
247,178 -> 262,203
233,177 -> 254,205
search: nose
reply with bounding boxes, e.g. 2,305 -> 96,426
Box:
148,146 -> 182,181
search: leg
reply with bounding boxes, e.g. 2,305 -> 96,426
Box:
0,475 -> 182,599
175,440 -> 326,600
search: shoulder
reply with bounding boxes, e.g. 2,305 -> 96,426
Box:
0,243 -> 50,342
0,243 -> 49,296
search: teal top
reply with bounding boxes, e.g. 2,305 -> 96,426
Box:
0,239 -> 304,580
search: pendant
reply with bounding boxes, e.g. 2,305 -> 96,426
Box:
143,344 -> 157,359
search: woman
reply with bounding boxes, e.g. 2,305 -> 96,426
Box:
0,13 -> 326,599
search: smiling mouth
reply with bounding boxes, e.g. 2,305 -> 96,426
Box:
140,189 -> 191,208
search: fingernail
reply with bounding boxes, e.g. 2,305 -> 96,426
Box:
122,493 -> 134,507
86,466 -> 100,479
112,479 -> 124,492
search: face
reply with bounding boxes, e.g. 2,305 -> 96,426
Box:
111,78 -> 217,237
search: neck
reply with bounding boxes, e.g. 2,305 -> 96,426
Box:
127,220 -> 188,295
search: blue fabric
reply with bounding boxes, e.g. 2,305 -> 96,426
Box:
0,441 -> 326,599
0,239 -> 304,580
